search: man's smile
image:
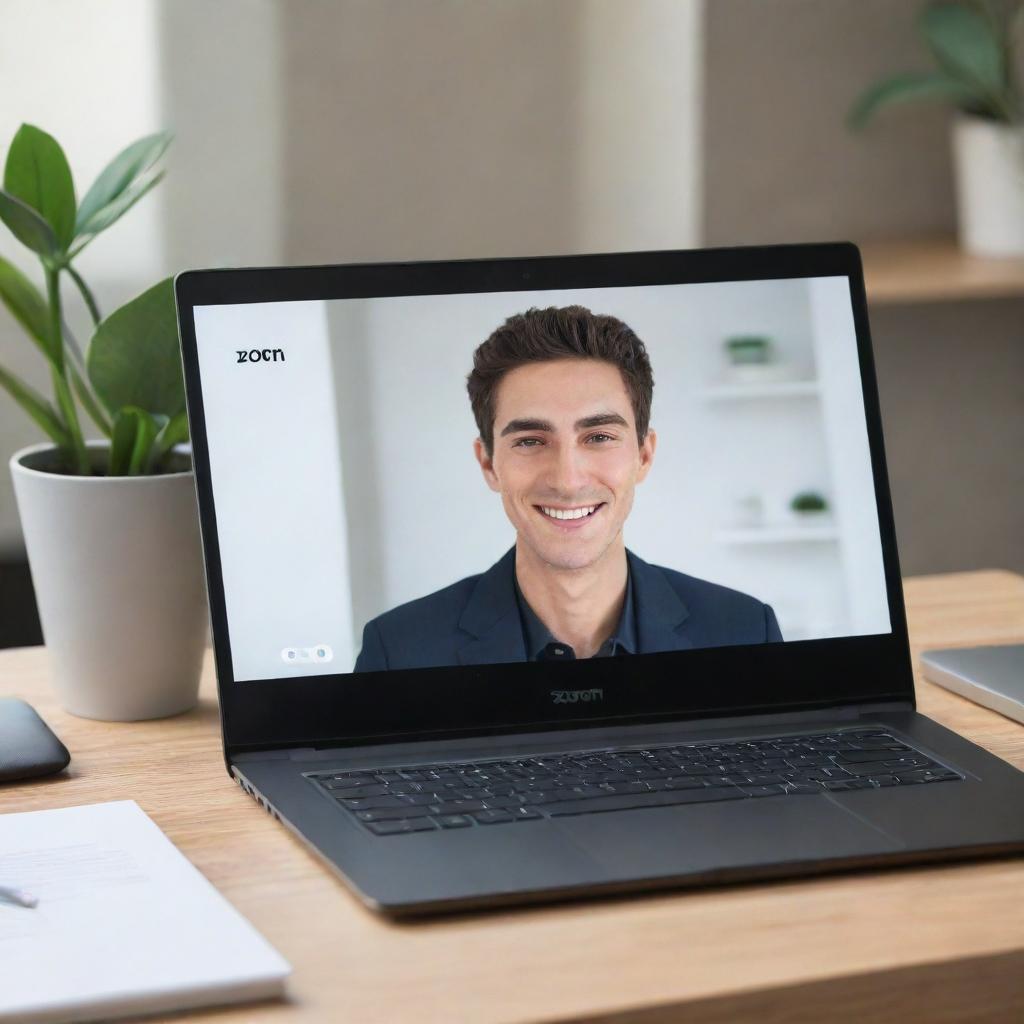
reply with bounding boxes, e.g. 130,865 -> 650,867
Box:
535,502 -> 607,526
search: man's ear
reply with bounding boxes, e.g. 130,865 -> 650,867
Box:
473,437 -> 502,493
637,428 -> 657,483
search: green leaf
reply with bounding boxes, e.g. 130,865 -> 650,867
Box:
149,409 -> 189,470
109,408 -> 137,476
0,255 -> 53,362
848,70 -> 979,128
0,189 -> 60,257
0,360 -> 70,448
922,2 -> 1008,110
109,406 -> 158,476
74,170 -> 164,249
86,277 -> 183,418
3,125 -> 76,250
75,132 -> 171,237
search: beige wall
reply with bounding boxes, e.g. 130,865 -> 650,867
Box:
280,0 -> 703,264
702,0 -> 1024,575
703,0 -> 955,245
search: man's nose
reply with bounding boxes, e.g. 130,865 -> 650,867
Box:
546,444 -> 590,496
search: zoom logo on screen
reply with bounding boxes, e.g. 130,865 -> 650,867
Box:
281,645 -> 333,664
237,347 -> 285,363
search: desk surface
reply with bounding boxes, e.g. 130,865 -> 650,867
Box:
3,570 -> 1024,1024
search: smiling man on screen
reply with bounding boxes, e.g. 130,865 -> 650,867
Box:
354,306 -> 782,672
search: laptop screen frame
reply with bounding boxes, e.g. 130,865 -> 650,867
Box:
175,243 -> 914,756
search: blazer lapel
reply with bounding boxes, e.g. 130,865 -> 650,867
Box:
627,550 -> 693,653
456,547 -> 528,665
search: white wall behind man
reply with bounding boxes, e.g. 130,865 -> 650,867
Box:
327,279 -> 890,660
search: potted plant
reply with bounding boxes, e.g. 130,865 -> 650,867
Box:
849,0 -> 1024,256
790,491 -> 830,520
0,124 -> 207,721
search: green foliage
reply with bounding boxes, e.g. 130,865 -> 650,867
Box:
87,278 -> 183,419
0,124 -> 184,476
791,491 -> 829,513
848,1 -> 1022,128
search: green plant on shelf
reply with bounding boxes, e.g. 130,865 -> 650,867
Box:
848,0 -> 1023,128
790,492 -> 829,515
0,123 -> 185,476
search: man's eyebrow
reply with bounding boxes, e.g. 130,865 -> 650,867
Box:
575,412 -> 629,431
500,417 -> 554,437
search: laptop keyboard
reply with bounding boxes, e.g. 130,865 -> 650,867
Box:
307,728 -> 961,836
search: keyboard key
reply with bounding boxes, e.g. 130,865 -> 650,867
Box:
357,806 -> 436,821
510,807 -> 543,821
472,809 -> 515,825
866,774 -> 899,787
434,815 -> 472,828
837,750 -> 912,764
366,818 -> 437,835
324,782 -> 390,797
338,795 -> 407,810
892,769 -> 960,784
738,784 -> 788,797
822,778 -> 877,792
544,786 -> 745,817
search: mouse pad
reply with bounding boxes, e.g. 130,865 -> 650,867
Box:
0,698 -> 71,782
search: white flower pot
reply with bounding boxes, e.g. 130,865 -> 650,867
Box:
952,114 -> 1024,257
9,442 -> 208,721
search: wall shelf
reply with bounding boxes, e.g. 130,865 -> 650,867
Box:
715,525 -> 839,545
701,380 -> 819,401
860,237 -> 1024,306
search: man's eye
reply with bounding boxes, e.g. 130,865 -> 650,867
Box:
512,437 -> 543,448
586,433 -> 614,444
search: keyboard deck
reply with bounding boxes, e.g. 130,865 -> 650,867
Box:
307,728 -> 961,836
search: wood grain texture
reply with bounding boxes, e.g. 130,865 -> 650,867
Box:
861,237 -> 1024,306
2,570 -> 1023,1023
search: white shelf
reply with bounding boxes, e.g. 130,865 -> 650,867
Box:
701,380 -> 819,401
715,524 -> 839,545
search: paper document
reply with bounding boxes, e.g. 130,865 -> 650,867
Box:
0,800 -> 290,1023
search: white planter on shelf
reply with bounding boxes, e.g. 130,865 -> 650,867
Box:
9,442 -> 208,721
952,113 -> 1024,257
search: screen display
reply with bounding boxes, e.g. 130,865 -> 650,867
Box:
192,276 -> 891,683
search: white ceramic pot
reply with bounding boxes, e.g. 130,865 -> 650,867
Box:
952,113 -> 1024,257
9,442 -> 208,721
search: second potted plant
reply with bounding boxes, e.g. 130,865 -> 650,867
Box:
849,0 -> 1024,257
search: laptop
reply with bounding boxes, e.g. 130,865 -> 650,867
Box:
174,244 -> 1024,917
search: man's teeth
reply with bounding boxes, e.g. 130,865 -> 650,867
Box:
541,505 -> 598,520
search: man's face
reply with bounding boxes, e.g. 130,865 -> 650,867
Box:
474,358 -> 656,573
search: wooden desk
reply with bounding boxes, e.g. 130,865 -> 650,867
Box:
3,571 -> 1024,1023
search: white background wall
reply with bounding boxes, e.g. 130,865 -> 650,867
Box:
330,278 -> 890,657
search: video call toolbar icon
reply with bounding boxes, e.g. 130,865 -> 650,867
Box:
281,645 -> 333,664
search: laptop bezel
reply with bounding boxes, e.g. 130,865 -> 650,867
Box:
174,243 -> 914,756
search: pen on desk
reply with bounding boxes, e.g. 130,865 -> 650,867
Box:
0,884 -> 38,908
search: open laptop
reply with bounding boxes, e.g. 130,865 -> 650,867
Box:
175,244 -> 1024,917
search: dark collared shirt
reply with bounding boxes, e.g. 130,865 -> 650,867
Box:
514,570 -> 637,661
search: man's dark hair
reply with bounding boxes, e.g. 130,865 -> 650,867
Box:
467,305 -> 654,454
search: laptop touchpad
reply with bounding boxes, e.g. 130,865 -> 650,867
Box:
560,796 -> 905,877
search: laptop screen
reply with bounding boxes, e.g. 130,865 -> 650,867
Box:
190,274 -> 891,684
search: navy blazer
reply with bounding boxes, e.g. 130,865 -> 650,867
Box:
354,548 -> 782,673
